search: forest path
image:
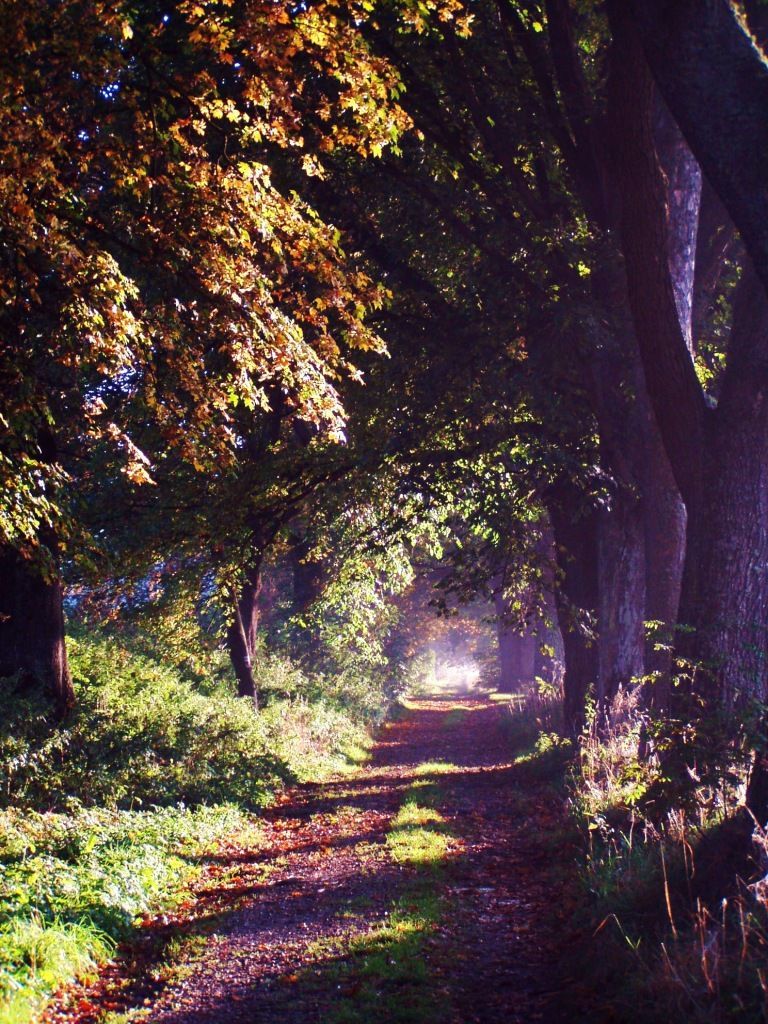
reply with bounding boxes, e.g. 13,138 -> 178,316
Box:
45,696 -> 583,1024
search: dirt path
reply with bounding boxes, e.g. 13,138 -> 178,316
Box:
45,696 -> 582,1024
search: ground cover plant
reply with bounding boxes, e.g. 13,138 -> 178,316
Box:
563,692 -> 768,1023
0,630 -> 378,1023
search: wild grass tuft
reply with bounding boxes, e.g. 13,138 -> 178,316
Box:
566,688 -> 768,1023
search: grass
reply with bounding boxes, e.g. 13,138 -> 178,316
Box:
0,917 -> 113,1024
318,891 -> 448,1024
560,688 -> 768,1023
386,803 -> 450,867
412,761 -> 459,777
0,630 -> 383,1024
0,803 -> 255,1024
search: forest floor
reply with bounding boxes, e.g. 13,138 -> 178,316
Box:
41,695 -> 598,1024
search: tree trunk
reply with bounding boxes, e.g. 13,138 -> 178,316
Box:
494,589 -> 537,693
227,563 -> 262,705
641,420 -> 687,709
627,0 -> 768,297
0,542 -> 74,717
596,489 -> 646,709
654,93 -> 702,354
608,4 -> 768,708
681,264 -> 768,709
548,495 -> 599,737
534,619 -> 564,688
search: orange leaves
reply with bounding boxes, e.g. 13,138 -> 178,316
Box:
0,0 -> 416,551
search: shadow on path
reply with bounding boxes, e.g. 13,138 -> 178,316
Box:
44,697 -> 585,1024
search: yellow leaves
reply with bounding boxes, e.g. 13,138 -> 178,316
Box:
0,0 -> 402,523
399,0 -> 473,36
124,460 -> 156,486
301,153 -> 326,179
104,425 -> 156,486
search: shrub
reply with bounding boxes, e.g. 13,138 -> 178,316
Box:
0,632 -> 369,811
0,630 -> 376,1022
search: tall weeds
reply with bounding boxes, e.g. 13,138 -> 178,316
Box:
569,688 -> 768,1023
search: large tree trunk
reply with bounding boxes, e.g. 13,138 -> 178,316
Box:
227,563 -> 262,705
583,274 -> 670,714
0,542 -> 74,717
628,0 -> 768,297
680,265 -> 768,708
534,620 -> 564,687
596,489 -> 645,710
641,419 -> 687,708
608,7 -> 768,808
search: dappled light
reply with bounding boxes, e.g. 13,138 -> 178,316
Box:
2,2 -> 768,1022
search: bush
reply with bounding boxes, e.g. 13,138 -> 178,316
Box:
0,632 -> 369,811
0,630 -> 378,1023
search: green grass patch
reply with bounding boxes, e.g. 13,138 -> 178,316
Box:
305,886 -> 449,1024
299,756 -> 457,1023
412,761 -> 459,778
322,891 -> 448,1024
0,802 -> 255,1024
386,797 -> 450,868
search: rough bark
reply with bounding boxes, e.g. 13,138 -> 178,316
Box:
687,263 -> 768,706
596,491 -> 646,709
606,4 -> 708,511
610,2 -> 768,733
583,273 -> 684,712
654,95 -> 702,353
628,0 -> 768,298
534,620 -> 564,687
641,413 -> 687,707
0,543 -> 74,717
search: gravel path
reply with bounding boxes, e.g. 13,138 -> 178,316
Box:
44,696 -> 582,1024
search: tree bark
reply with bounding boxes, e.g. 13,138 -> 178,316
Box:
596,488 -> 646,709
606,4 -> 708,511
0,542 -> 74,717
227,563 -> 263,705
683,263 -> 768,707
493,589 -> 537,693
654,94 -> 702,354
641,413 -> 687,708
609,3 -> 768,743
534,619 -> 564,687
628,0 -> 768,298
547,494 -> 599,737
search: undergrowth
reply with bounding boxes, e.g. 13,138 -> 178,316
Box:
0,632 -> 370,811
0,803 -> 251,1024
567,688 -> 768,1023
0,630 -> 377,1024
